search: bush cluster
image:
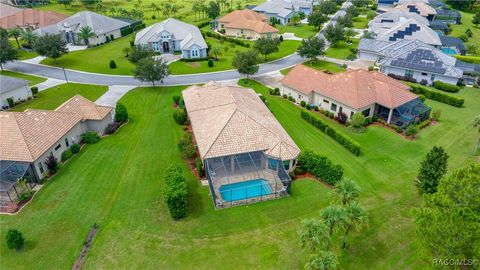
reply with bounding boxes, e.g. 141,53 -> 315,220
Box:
196,21 -> 210,28
180,57 -> 211,62
195,158 -> 205,177
405,125 -> 419,137
7,98 -> 14,108
163,164 -> 188,219
417,119 -> 430,129
173,109 -> 187,125
104,122 -> 122,134
433,81 -> 460,93
387,73 -> 417,83
202,31 -> 251,48
410,85 -> 464,107
30,86 -> 38,95
70,144 -> 81,154
268,87 -> 281,96
81,131 -> 100,144
177,133 -> 196,158
109,60 -> 117,69
301,111 -> 361,156
115,103 -> 128,123
61,149 -> 73,161
5,229 -> 24,250
297,150 -> 344,185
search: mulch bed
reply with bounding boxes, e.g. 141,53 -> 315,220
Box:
72,224 -> 99,270
293,172 -> 334,189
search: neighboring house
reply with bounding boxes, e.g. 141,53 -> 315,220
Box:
439,36 -> 466,55
182,82 -> 300,208
213,9 -> 278,40
135,18 -> 208,59
0,75 -> 30,109
371,17 -> 442,46
393,2 -> 437,21
357,38 -> 464,85
33,11 -> 131,46
281,64 -> 431,127
0,94 -> 113,205
369,9 -> 429,32
252,0 -> 313,24
0,8 -> 66,30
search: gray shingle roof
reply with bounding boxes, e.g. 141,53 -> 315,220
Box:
0,75 -> 29,94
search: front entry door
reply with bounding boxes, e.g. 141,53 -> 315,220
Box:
162,41 -> 169,52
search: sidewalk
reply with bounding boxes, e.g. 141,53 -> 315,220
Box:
35,78 -> 65,91
95,85 -> 137,107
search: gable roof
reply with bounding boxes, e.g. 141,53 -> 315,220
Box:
55,94 -> 112,121
0,8 -> 66,30
0,3 -> 21,19
281,65 -> 418,109
134,18 -> 207,49
394,2 -> 437,17
0,75 -> 28,94
217,9 -> 278,34
253,1 -> 295,18
368,9 -> 429,34
374,17 -> 441,46
182,82 -> 299,160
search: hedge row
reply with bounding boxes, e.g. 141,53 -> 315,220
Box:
297,150 -> 344,185
433,81 -> 460,93
163,164 -> 188,220
301,111 -> 361,156
202,31 -> 251,48
454,55 -> 480,64
410,85 -> 464,107
196,21 -> 210,28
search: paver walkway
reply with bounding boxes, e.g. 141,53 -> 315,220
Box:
35,78 -> 65,91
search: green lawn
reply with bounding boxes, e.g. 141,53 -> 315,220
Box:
9,39 -> 38,60
280,59 -> 345,75
1,76 -> 478,269
277,24 -> 318,38
10,83 -> 108,112
449,11 -> 480,56
325,39 -> 359,60
352,17 -> 369,29
0,70 -> 47,86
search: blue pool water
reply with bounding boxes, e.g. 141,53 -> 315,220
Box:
219,179 -> 272,202
441,48 -> 457,55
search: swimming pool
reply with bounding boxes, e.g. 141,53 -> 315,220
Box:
441,48 -> 457,55
219,179 -> 272,202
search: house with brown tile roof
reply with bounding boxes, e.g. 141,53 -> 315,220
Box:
0,95 -> 113,204
0,8 -> 67,30
281,64 -> 431,128
182,82 -> 299,207
213,9 -> 278,40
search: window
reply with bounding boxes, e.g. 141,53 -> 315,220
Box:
405,70 -> 414,78
283,160 -> 290,170
323,99 -> 330,104
350,112 -> 354,118
331,103 -> 337,111
362,108 -> 371,117
298,94 -> 302,99
421,72 -> 427,76
431,74 -> 435,81
38,162 -> 44,174
65,138 -> 69,147
55,144 -> 61,151
240,29 -> 244,34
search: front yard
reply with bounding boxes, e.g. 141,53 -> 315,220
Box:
325,39 -> 359,60
280,59 -> 346,75
1,76 -> 478,269
352,17 -> 369,29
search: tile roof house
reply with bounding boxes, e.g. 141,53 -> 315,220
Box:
371,16 -> 441,46
0,75 -> 30,109
252,0 -> 313,25
0,3 -> 21,18
0,7 -> 66,30
368,9 -> 429,33
213,9 -> 278,40
0,94 -> 113,203
135,18 -> 208,59
281,64 -> 430,127
33,11 -> 131,46
393,2 -> 437,21
357,38 -> 464,85
182,82 -> 299,207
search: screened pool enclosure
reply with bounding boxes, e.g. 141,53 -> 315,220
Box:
205,151 -> 292,208
376,98 -> 431,128
0,160 -> 37,207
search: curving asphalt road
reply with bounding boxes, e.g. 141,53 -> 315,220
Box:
5,53 -> 304,86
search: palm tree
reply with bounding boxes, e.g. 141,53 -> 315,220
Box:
299,219 -> 330,252
171,5 -> 178,17
211,46 -> 221,60
123,47 -> 131,57
9,28 -> 22,48
78,26 -> 95,46
305,251 -> 339,270
321,205 -> 348,238
20,30 -> 37,48
342,202 -> 368,249
331,178 -> 360,207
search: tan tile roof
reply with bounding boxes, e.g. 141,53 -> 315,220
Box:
182,82 -> 300,160
281,64 -> 418,109
394,2 -> 437,17
56,94 -> 112,121
0,8 -> 66,30
0,3 -> 21,19
217,9 -> 278,34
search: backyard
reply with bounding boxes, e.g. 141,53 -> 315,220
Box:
449,11 -> 480,56
1,77 -> 478,269
277,24 -> 318,38
325,39 -> 359,60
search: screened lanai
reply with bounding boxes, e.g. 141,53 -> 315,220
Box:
205,151 -> 291,208
0,160 -> 37,206
376,98 -> 431,128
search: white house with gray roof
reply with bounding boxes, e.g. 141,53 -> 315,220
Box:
253,0 -> 313,25
34,11 -> 130,46
0,75 -> 30,109
358,38 -> 463,85
134,18 -> 208,59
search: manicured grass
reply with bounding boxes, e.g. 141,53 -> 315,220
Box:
277,24 -> 318,38
449,11 -> 480,56
1,76 -> 478,269
169,39 -> 301,75
10,83 -> 108,112
280,59 -> 345,75
40,35 -> 135,75
9,39 -> 38,60
325,39 -> 359,60
0,70 -> 47,86
352,17 -> 369,29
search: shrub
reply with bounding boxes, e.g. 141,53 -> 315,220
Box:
306,104 -> 312,110
44,153 -> 58,174
420,79 -> 427,85
81,131 -> 100,144
207,59 -> 214,67
7,98 -> 14,108
279,35 -> 284,42
301,111 -> 361,156
259,95 -> 267,104
173,109 -> 187,125
6,229 -> 24,250
61,149 -> 73,161
406,125 -> 418,137
410,85 -> 464,107
300,100 -> 306,107
433,81 -> 460,93
417,119 -> 430,129
163,164 -> 188,219
202,30 -> 250,47
104,122 -> 121,134
336,112 -> 348,124
177,133 -> 196,158
115,103 -> 128,123
368,66 -> 374,71
30,86 -> 38,95
195,157 -> 205,177
269,87 -> 280,96
172,95 -> 181,105
282,94 -> 288,98
313,105 -> 319,111
297,150 -> 344,185
109,60 -> 117,69
17,191 -> 31,204
431,109 -> 441,121
180,57 -> 211,62
418,94 -> 426,102
70,144 -> 81,154
350,112 -> 366,129
328,112 -> 334,118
